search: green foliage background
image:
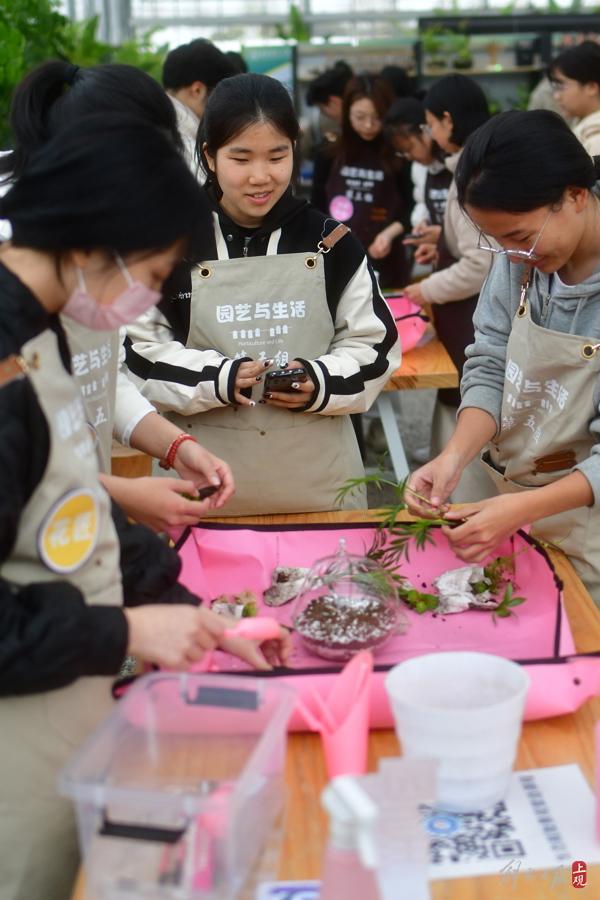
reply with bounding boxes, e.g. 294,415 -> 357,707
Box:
0,0 -> 168,148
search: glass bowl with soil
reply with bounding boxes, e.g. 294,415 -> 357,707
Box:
291,538 -> 407,661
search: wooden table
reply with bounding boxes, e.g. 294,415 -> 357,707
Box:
72,510 -> 600,900
377,333 -> 458,480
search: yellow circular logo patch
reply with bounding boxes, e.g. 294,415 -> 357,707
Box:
38,489 -> 99,573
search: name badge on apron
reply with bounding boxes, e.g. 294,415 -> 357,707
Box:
37,488 -> 100,573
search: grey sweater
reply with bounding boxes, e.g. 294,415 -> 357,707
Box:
460,255 -> 600,502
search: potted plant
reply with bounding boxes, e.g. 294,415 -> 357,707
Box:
421,26 -> 450,70
450,34 -> 473,70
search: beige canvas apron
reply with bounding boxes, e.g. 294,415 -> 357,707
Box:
480,276 -> 600,603
60,317 -> 120,473
0,330 -> 123,900
166,233 -> 365,515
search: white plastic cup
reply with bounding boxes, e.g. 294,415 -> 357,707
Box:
385,652 -> 530,812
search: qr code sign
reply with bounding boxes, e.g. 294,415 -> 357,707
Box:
421,802 -> 525,866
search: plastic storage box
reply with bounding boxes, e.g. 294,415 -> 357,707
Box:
60,672 -> 296,899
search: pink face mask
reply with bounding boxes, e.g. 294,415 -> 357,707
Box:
62,254 -> 161,331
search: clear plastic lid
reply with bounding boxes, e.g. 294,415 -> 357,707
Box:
291,539 -> 408,661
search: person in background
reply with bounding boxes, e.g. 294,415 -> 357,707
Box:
0,60 -> 235,533
306,60 -> 354,133
384,97 -> 451,260
550,40 -> 600,157
162,38 -> 237,176
0,113 -> 289,900
407,110 -> 600,605
401,75 -> 494,501
380,64 -> 414,99
225,50 -> 248,74
125,74 -> 400,516
313,73 -> 412,290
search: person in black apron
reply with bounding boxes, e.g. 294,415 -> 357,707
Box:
384,96 -> 452,273
318,73 -> 412,290
125,73 -> 400,516
400,76 -> 495,501
0,60 -> 235,530
406,109 -> 600,605
0,115 -> 289,900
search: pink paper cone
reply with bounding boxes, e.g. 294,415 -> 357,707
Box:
320,652 -> 373,778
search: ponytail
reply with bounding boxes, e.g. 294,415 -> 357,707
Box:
3,60 -> 182,182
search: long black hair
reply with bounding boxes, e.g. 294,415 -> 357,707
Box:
424,74 -> 489,148
455,109 -> 600,212
0,113 -> 207,255
199,73 -> 299,187
0,60 -> 182,182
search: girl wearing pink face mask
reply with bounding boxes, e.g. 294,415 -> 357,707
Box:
0,114 -> 290,900
0,60 -> 236,532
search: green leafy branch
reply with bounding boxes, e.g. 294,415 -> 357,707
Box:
337,471 -> 528,618
492,581 -> 526,622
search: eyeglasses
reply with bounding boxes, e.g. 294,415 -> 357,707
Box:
476,209 -> 553,262
420,123 -> 432,136
550,79 -> 567,93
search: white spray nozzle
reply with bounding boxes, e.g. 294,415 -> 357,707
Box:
321,775 -> 379,869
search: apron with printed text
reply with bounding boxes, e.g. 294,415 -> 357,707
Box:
325,153 -> 410,288
0,329 -> 122,900
60,317 -> 120,473
166,238 -> 365,516
480,284 -> 600,602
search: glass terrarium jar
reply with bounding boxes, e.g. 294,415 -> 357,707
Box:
291,538 -> 408,661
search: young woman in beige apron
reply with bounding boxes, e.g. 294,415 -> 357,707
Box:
2,59 -> 235,526
125,73 -> 400,516
0,116 -> 287,900
405,109 -> 600,605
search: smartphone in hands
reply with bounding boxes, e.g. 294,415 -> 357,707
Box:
263,367 -> 307,394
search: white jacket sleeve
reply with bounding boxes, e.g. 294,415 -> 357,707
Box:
411,162 -> 429,228
124,305 -> 239,415
112,330 -> 156,446
298,260 -> 401,416
419,183 -> 493,305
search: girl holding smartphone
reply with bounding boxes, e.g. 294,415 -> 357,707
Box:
0,115 -> 289,900
406,109 -> 600,603
125,73 -> 400,516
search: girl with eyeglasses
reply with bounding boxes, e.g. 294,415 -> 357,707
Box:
406,109 -> 600,604
311,73 -> 412,290
384,97 -> 452,263
550,40 -> 600,157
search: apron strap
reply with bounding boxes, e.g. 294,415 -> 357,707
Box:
321,222 -> 350,251
0,354 -> 27,387
518,266 -> 533,316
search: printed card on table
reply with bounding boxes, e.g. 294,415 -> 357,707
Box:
257,765 -> 600,897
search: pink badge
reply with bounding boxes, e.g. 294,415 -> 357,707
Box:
329,195 -> 354,222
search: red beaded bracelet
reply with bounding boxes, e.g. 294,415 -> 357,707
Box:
159,433 -> 198,470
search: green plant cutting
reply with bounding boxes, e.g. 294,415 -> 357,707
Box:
336,473 -> 527,621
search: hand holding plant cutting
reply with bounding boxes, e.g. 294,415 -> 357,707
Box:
336,473 -> 527,621
442,493 -> 534,564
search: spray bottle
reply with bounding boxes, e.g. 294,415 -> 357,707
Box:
319,775 -> 381,900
